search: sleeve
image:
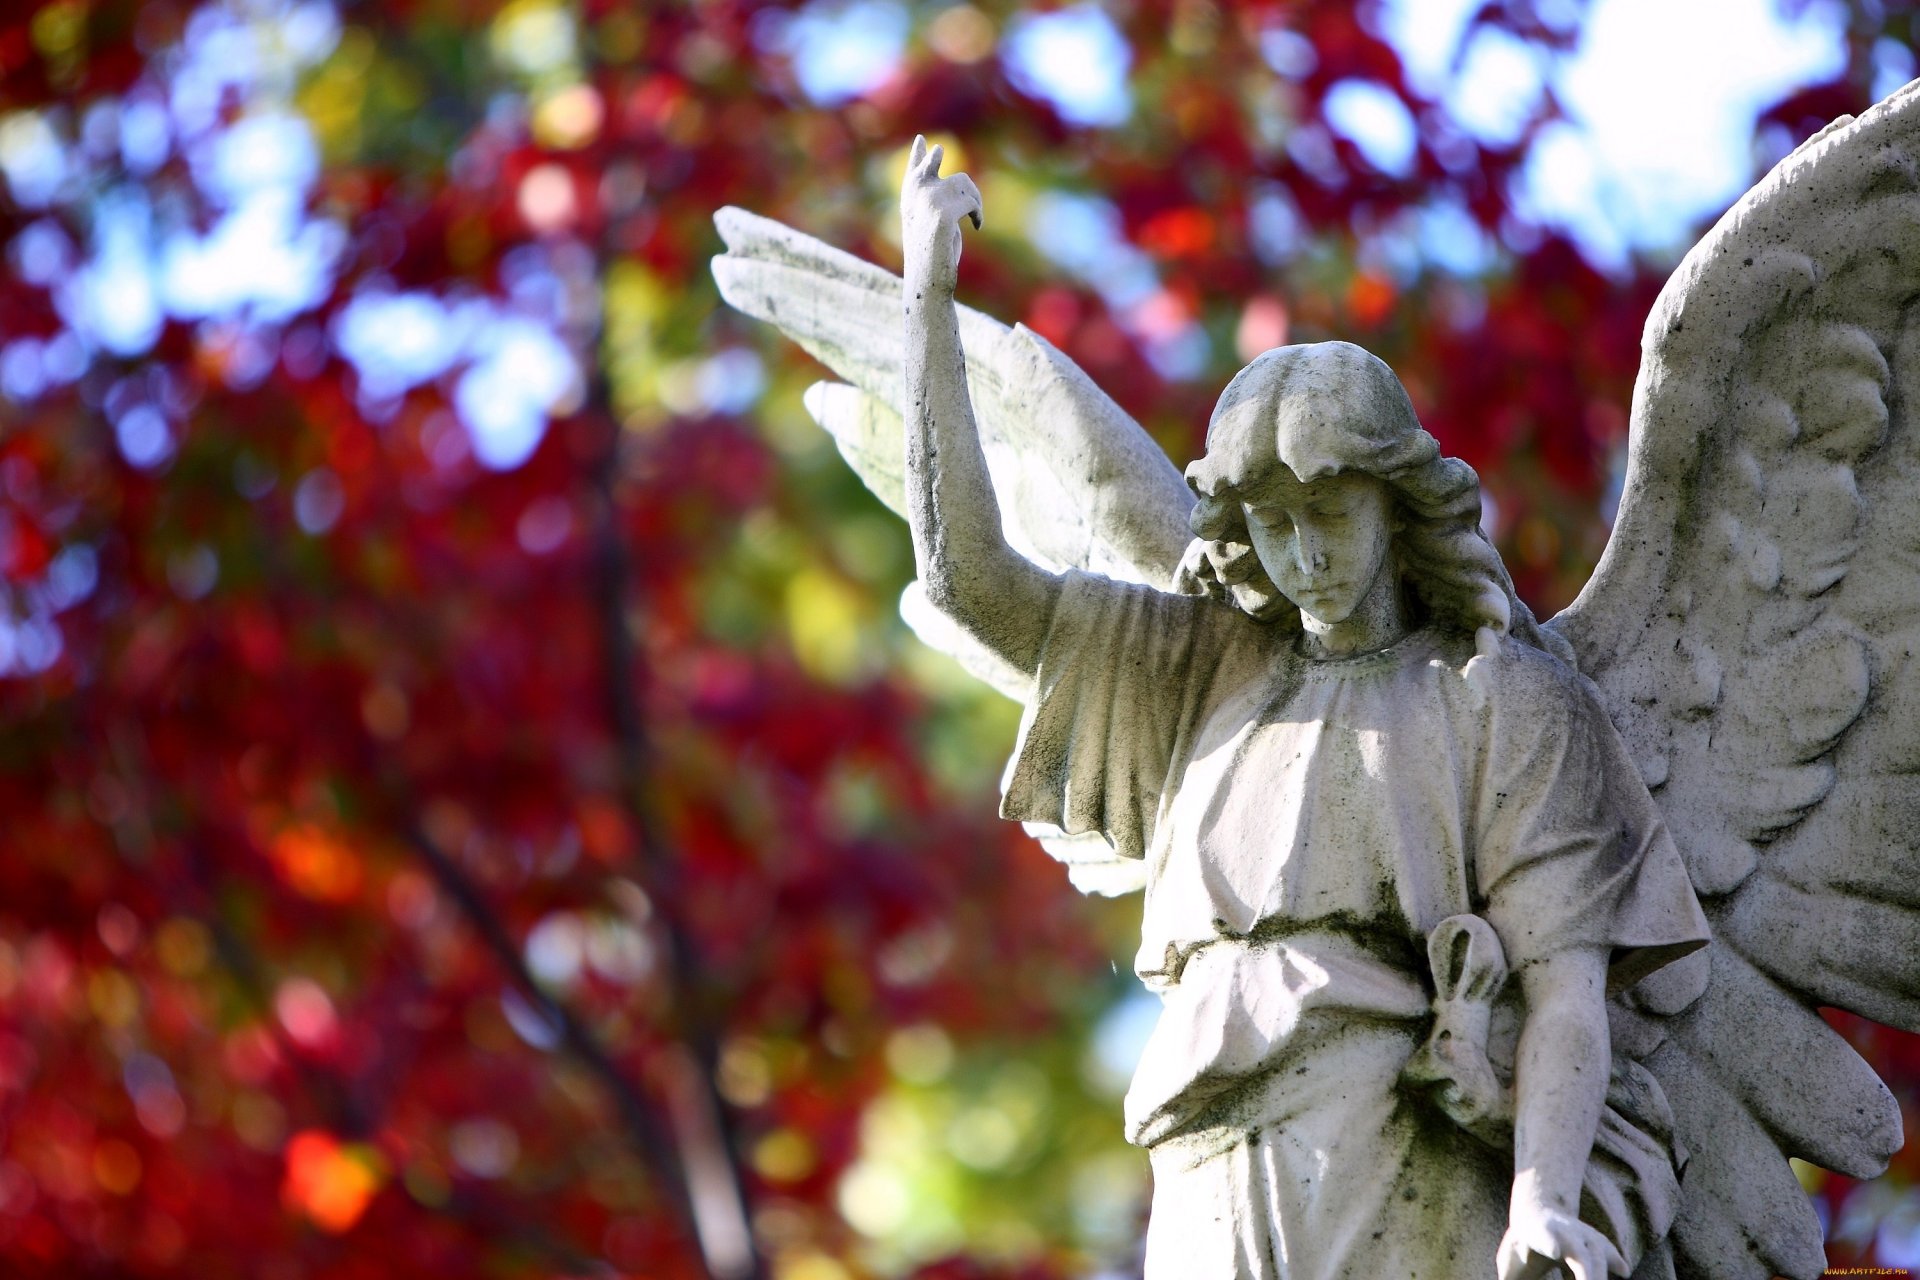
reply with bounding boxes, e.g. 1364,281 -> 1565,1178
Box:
1472,648 -> 1710,992
999,569 -> 1249,861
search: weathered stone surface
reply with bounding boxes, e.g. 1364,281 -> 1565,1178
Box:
714,82 -> 1920,1280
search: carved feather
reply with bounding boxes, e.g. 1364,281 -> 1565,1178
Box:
713,208 -> 1194,589
1659,945 -> 1898,1179
713,208 -> 1193,896
1649,1035 -> 1829,1280
1553,79 -> 1920,1274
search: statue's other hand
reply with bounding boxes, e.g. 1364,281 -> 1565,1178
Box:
901,134 -> 982,295
1496,1203 -> 1626,1280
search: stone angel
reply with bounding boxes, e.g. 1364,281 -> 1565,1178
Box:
712,80 -> 1920,1280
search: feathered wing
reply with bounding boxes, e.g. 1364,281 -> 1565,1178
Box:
1550,81 -> 1920,1280
712,208 -> 1195,894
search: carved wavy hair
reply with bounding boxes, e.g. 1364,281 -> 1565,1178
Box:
1178,342 -> 1572,664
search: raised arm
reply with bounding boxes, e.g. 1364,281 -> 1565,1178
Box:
900,138 -> 1060,676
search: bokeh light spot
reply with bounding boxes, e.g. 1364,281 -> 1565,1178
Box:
232,1091 -> 287,1152
89,969 -> 140,1028
517,163 -> 578,234
532,84 -> 604,149
274,977 -> 340,1050
449,1117 -> 520,1179
91,1139 -> 142,1196
1324,79 -> 1419,177
751,1128 -> 816,1183
1236,296 -> 1291,361
490,0 -> 578,78
1003,6 -> 1132,126
270,824 -> 363,902
717,1039 -> 774,1108
293,468 -> 344,533
515,496 -> 573,554
525,913 -> 585,988
283,1131 -> 383,1231
360,682 -> 410,740
761,1 -> 908,106
114,406 -> 172,469
884,1024 -> 953,1085
927,5 -> 994,64
125,1052 -> 186,1138
154,918 -> 211,977
837,1160 -> 909,1237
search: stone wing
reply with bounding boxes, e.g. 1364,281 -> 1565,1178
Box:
1549,82 -> 1920,1279
713,207 -> 1196,894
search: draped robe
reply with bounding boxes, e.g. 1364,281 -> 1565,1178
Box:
1002,572 -> 1710,1280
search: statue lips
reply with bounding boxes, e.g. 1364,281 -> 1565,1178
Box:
1293,581 -> 1349,613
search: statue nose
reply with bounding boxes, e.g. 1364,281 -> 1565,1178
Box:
1296,534 -> 1327,575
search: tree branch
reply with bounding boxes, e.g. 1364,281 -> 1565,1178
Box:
399,821 -> 702,1243
583,387 -> 765,1280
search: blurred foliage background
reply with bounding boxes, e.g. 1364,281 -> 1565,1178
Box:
0,0 -> 1917,1276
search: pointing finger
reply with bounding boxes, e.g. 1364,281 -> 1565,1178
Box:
926,143 -> 944,175
954,173 -> 983,229
909,134 -> 926,166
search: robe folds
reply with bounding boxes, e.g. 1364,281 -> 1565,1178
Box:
1002,571 -> 1710,1280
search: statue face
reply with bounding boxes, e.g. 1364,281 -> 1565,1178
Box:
1241,471 -> 1397,628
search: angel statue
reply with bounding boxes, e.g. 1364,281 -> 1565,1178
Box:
713,78 -> 1920,1280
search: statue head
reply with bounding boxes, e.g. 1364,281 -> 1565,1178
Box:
1183,341 -> 1564,657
